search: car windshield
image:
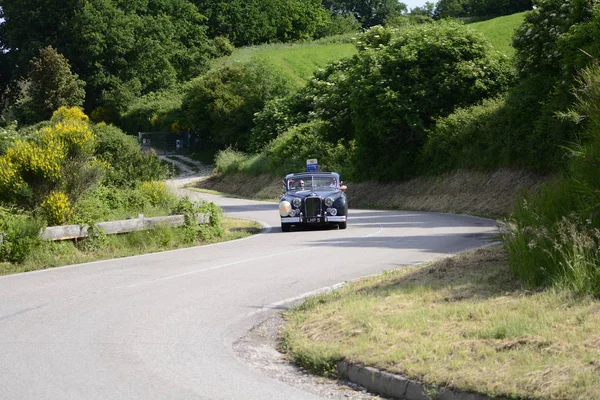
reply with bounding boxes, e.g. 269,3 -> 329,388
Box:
287,176 -> 337,191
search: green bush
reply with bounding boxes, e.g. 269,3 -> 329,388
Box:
172,197 -> 224,242
504,65 -> 600,297
181,58 -> 295,152
422,72 -> 579,173
0,208 -> 43,263
214,148 -> 249,175
0,122 -> 19,156
266,120 -> 352,176
93,123 -> 168,187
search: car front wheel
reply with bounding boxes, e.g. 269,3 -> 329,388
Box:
338,221 -> 347,229
281,223 -> 291,232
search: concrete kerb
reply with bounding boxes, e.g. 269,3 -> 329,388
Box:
336,361 -> 510,400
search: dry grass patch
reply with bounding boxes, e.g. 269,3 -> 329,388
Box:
347,169 -> 549,218
281,246 -> 600,399
191,173 -> 281,202
196,169 -> 549,218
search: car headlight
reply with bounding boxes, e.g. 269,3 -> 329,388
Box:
292,198 -> 301,208
327,208 -> 338,216
279,201 -> 291,217
324,197 -> 334,207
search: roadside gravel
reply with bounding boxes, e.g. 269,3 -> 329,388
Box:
233,312 -> 385,400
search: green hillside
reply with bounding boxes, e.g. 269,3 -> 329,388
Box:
210,40 -> 358,88
469,12 -> 528,56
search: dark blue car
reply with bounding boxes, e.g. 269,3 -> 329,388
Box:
279,172 -> 348,232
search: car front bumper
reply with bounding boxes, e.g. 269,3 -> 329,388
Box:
281,216 -> 347,223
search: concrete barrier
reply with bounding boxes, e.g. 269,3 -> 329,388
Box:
40,213 -> 210,241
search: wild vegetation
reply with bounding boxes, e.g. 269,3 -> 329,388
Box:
0,106 -> 230,268
2,0 -> 600,396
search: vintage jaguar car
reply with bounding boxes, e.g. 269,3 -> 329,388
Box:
279,171 -> 348,232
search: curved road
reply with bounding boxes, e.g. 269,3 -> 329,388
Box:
0,184 -> 498,399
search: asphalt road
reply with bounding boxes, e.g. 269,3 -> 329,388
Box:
0,185 -> 498,400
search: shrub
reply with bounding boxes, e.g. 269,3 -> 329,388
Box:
0,122 -> 20,156
93,123 -> 167,187
0,107 -> 97,208
266,120 -> 351,176
40,191 -> 72,226
138,181 -> 174,208
214,148 -> 248,175
504,65 -> 600,297
421,97 -> 506,173
0,208 -> 43,263
181,58 -> 295,152
172,197 -> 224,242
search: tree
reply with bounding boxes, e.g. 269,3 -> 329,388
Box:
181,59 -> 295,151
193,0 -> 328,46
12,46 -> 85,124
0,0 -> 216,120
322,0 -> 408,28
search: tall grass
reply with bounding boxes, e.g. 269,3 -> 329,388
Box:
468,12 -> 528,57
214,148 -> 272,176
504,65 -> 600,296
209,41 -> 357,89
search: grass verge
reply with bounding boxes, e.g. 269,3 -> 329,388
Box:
0,217 -> 261,276
280,246 -> 600,399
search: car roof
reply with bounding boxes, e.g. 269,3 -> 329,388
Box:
285,171 -> 340,180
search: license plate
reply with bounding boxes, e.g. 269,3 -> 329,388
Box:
306,217 -> 321,223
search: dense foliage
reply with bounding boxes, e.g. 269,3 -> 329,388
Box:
193,0 -> 329,46
0,0 -> 219,120
505,65 -> 600,297
181,59 -> 295,152
7,46 -> 86,125
433,0 -> 532,20
423,0 -> 600,174
322,0 -> 408,28
251,23 -> 513,181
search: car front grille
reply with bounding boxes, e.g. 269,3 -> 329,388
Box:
304,197 -> 321,217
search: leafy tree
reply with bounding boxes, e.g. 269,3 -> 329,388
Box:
513,0 -> 599,80
194,0 -> 328,46
432,0 -> 468,19
181,59 -> 295,151
410,2 -> 435,16
322,0 -> 408,28
11,46 -> 85,125
433,0 -> 532,19
1,0 -> 216,120
349,23 -> 513,181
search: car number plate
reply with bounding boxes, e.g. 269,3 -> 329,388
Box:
306,217 -> 321,223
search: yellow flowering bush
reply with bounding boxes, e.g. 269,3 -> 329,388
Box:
0,159 -> 25,197
50,106 -> 89,123
40,191 -> 72,226
4,139 -> 64,182
0,107 -> 97,212
138,181 -> 174,207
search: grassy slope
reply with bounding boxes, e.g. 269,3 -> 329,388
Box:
282,246 -> 600,400
210,41 -> 357,88
468,12 -> 528,56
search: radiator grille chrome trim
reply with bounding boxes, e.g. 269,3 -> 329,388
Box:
304,197 -> 321,217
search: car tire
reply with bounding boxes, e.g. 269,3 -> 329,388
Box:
281,223 -> 291,232
338,222 -> 347,229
